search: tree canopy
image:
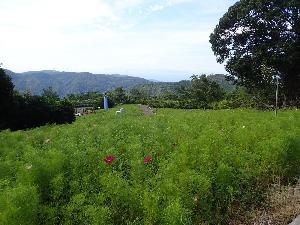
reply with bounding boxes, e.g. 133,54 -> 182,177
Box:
112,87 -> 128,104
0,67 -> 75,131
210,0 -> 300,105
188,75 -> 225,103
0,67 -> 14,107
41,86 -> 60,104
0,67 -> 15,128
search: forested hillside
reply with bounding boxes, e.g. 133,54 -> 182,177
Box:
5,70 -> 151,96
5,70 -> 233,97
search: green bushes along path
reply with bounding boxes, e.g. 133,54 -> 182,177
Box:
0,105 -> 299,224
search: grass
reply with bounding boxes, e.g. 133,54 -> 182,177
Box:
0,105 -> 299,225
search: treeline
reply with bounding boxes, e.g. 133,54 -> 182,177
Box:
0,69 -> 75,131
37,74 -> 291,112
2,67 -> 293,131
144,75 -> 264,109
66,92 -> 115,109
132,74 -> 235,96
148,74 -> 297,109
81,74 -> 281,110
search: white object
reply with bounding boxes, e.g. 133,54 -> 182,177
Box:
115,108 -> 125,115
26,164 -> 32,170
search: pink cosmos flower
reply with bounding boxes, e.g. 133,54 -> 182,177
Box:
144,155 -> 152,164
104,155 -> 115,164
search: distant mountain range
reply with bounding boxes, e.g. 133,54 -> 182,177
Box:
5,70 -> 235,96
5,70 -> 151,96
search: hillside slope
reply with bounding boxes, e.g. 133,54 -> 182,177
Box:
5,70 -> 151,96
5,70 -> 234,97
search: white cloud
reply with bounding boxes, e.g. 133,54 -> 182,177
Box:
147,0 -> 193,13
166,0 -> 194,5
0,0 -> 118,31
0,0 -> 230,81
149,4 -> 165,12
196,0 -> 230,14
112,0 -> 144,12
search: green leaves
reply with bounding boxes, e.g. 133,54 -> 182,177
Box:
0,105 -> 299,224
0,68 -> 15,129
0,185 -> 39,225
210,0 -> 300,105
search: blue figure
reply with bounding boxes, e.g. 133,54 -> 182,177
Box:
104,94 -> 108,110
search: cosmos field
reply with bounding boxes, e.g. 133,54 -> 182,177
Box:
0,105 -> 299,225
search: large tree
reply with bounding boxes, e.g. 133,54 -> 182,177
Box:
41,86 -> 60,104
113,87 -> 128,104
0,67 -> 14,128
189,75 -> 225,103
210,0 -> 300,105
178,75 -> 225,104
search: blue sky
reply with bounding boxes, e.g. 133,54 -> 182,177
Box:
0,0 -> 238,81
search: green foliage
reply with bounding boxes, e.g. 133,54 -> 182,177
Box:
7,93 -> 75,131
210,0 -> 300,105
8,70 -> 150,96
0,68 -> 76,131
41,86 -> 60,104
148,99 -> 207,109
132,80 -> 190,97
1,93 -> 74,131
210,87 -> 260,109
188,75 -> 226,103
207,74 -> 235,92
111,87 -> 128,104
66,92 -> 115,109
0,184 -> 39,225
147,75 -> 226,109
0,68 -> 14,129
0,105 -> 299,224
128,88 -> 148,104
54,100 -> 76,124
131,75 -> 234,98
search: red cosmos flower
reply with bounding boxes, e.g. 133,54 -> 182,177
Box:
144,155 -> 152,164
104,155 -> 115,164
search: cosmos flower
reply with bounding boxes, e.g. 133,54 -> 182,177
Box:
144,155 -> 152,164
193,195 -> 199,203
104,155 -> 115,164
26,164 -> 32,170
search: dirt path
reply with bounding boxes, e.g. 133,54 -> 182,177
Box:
230,181 -> 300,225
139,104 -> 154,115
